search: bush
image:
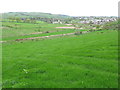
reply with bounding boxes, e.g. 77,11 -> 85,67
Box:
44,31 -> 50,33
102,21 -> 118,30
74,31 -> 82,35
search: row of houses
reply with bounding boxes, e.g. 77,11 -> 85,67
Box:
78,17 -> 117,24
52,16 -> 117,25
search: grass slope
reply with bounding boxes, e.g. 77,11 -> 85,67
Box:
2,21 -> 71,40
2,12 -> 71,19
2,30 -> 118,88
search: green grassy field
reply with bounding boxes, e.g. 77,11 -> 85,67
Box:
2,21 -> 89,41
2,21 -> 66,36
2,21 -> 77,41
2,20 -> 118,88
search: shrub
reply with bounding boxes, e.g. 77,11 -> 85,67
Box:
74,31 -> 82,35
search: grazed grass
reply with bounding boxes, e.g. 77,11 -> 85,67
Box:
2,29 -> 76,41
2,22 -> 89,41
2,21 -> 68,38
2,30 -> 118,88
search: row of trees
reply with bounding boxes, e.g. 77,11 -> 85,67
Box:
8,17 -> 37,23
102,20 -> 118,30
8,17 -> 73,24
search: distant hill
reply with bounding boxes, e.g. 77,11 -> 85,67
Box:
2,12 -> 71,19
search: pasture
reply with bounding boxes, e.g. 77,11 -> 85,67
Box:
2,21 -> 118,88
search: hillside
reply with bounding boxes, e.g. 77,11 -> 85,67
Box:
1,12 -> 118,88
2,12 -> 71,19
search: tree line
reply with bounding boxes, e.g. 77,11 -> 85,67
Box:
8,17 -> 73,24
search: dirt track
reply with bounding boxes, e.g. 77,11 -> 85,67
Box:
1,30 -> 92,42
15,31 -> 90,41
15,33 -> 75,41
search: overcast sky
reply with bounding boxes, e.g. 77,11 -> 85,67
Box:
0,0 -> 119,16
